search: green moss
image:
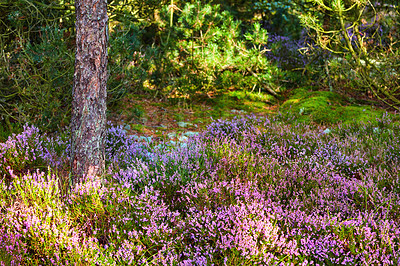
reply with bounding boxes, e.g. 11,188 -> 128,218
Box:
280,87 -> 386,125
131,124 -> 145,133
245,91 -> 276,103
204,90 -> 275,115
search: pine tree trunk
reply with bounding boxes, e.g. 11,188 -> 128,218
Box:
71,0 -> 108,185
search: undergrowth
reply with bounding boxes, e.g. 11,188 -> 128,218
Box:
1,112 -> 400,265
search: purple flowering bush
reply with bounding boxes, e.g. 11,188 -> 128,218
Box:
1,113 -> 400,265
0,125 -> 69,180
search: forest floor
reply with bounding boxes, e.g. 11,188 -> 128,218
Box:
107,89 -> 278,143
107,86 -> 396,143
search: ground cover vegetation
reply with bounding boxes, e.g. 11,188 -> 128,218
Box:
1,113 -> 400,264
1,0 -> 400,264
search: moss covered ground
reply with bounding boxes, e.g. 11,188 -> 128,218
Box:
279,87 -> 394,125
106,86 -> 398,141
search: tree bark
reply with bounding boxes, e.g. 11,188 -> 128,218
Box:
71,0 -> 108,185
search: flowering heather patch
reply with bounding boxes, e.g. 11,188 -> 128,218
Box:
0,125 -> 69,179
1,113 -> 400,265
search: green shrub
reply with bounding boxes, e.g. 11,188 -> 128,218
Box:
109,1 -> 285,100
0,26 -> 74,131
300,0 -> 400,109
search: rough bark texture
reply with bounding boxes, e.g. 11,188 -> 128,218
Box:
71,0 -> 108,184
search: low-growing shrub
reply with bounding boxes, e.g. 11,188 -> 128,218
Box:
1,113 -> 400,264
